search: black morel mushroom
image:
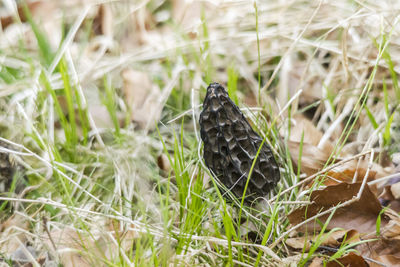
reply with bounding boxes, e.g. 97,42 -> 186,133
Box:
199,82 -> 280,201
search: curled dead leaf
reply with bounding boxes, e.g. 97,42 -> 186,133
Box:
288,115 -> 389,188
381,218 -> 400,240
288,183 -> 387,234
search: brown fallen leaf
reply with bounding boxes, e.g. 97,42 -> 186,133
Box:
325,165 -> 377,186
326,157 -> 393,189
286,230 -> 341,250
372,255 -> 400,267
326,252 -> 369,267
356,239 -> 400,267
288,141 -> 333,176
290,114 -> 331,148
288,182 -> 388,234
379,209 -> 400,240
289,140 -> 383,188
288,114 -> 337,176
288,189 -> 400,266
288,115 -> 390,187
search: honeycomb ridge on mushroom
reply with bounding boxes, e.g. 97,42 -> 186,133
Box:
199,82 -> 280,201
